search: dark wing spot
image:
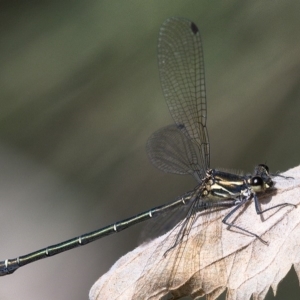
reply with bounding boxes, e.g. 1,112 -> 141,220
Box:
177,124 -> 185,130
190,22 -> 199,34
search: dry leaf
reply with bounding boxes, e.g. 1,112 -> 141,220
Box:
90,166 -> 300,300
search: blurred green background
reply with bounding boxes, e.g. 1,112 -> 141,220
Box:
1,1 -> 300,300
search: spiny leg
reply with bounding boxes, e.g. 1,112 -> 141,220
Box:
253,193 -> 297,215
223,193 -> 296,244
222,200 -> 269,245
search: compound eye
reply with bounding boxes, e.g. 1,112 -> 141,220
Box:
251,176 -> 263,186
258,164 -> 269,173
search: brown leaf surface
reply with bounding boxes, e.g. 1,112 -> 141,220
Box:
90,166 -> 300,300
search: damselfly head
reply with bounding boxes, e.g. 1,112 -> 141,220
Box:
252,163 -> 274,191
248,175 -> 274,193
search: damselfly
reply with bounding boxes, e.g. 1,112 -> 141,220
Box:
0,17 -> 295,277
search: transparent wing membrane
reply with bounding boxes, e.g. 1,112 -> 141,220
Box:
157,17 -> 209,170
146,124 -> 205,181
